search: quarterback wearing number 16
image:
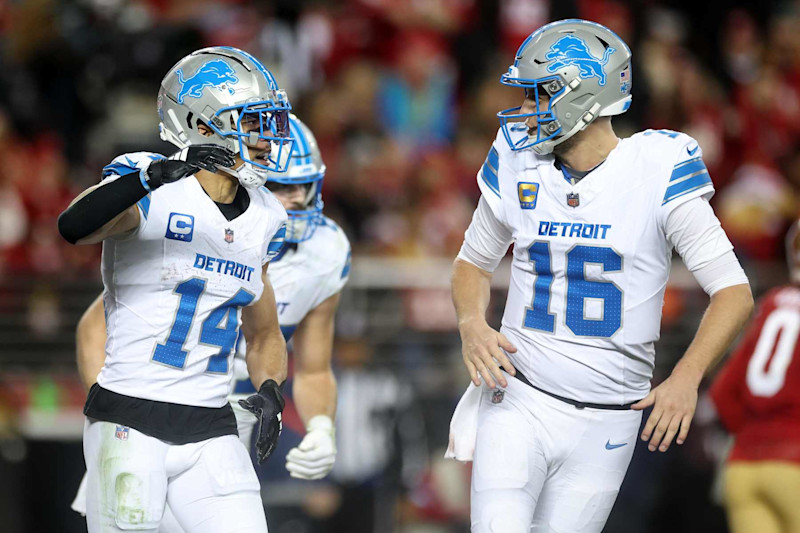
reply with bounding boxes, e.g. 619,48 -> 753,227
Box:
448,19 -> 754,533
58,47 -> 294,532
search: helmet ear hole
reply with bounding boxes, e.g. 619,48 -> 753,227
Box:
195,119 -> 214,137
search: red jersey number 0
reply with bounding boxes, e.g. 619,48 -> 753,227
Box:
746,308 -> 800,397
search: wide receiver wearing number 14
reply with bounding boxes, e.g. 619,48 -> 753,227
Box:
58,47 -> 294,532
70,115 -> 352,532
447,19 -> 754,532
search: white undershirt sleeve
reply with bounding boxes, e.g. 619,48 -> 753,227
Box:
457,196 -> 513,273
665,197 -> 749,295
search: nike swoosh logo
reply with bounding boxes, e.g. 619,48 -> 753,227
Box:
605,440 -> 628,450
687,145 -> 699,156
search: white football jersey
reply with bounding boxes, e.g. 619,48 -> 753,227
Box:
97,152 -> 288,407
478,129 -> 714,404
231,216 -> 351,388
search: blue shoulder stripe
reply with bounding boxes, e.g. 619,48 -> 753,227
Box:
670,157 -> 706,182
481,147 -> 500,198
487,145 -> 499,170
136,194 -> 151,220
663,172 -> 712,205
272,224 -> 287,241
266,225 -> 287,258
102,162 -> 139,178
341,250 -> 352,279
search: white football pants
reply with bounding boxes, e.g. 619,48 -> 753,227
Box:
159,397 -> 258,533
81,418 -> 267,532
471,377 -> 642,533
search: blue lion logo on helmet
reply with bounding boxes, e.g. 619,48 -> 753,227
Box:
544,35 -> 615,86
175,59 -> 239,104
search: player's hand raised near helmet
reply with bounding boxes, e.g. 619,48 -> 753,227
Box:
458,316 -> 517,389
171,144 -> 236,172
143,144 -> 236,190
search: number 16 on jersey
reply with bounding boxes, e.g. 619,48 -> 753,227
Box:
524,242 -> 624,338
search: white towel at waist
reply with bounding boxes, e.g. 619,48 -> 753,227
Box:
444,383 -> 482,462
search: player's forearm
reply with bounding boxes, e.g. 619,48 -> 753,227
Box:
58,173 -> 143,244
672,283 -> 754,386
452,258 -> 493,328
246,332 -> 288,388
293,371 -> 337,423
243,270 -> 287,386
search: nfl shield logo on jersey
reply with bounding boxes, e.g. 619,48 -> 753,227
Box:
567,193 -> 580,208
224,228 -> 234,243
115,425 -> 129,441
491,389 -> 505,404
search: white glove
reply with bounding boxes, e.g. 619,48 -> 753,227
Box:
285,415 -> 336,480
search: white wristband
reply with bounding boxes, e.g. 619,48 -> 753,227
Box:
306,415 -> 334,434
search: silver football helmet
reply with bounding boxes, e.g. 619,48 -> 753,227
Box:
157,46 -> 294,188
265,115 -> 325,243
498,19 -> 632,155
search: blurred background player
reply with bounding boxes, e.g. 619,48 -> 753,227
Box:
710,221 -> 800,533
71,115 -> 352,531
449,19 -> 753,533
235,114 -> 351,482
57,46 -> 293,532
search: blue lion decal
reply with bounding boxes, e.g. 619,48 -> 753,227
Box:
545,35 -> 615,86
175,60 -> 238,104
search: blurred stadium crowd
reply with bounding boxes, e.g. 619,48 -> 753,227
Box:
2,0 -> 799,271
0,0 -> 799,532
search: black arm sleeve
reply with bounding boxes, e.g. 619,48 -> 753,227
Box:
57,171 -> 148,244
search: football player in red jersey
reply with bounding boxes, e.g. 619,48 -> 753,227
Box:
710,221 -> 800,533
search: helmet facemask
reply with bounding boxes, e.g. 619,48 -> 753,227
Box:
265,114 -> 326,243
267,178 -> 325,243
213,94 -> 292,165
497,74 -> 570,153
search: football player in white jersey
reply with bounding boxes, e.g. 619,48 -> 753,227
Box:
58,47 -> 296,532
231,115 -> 351,482
447,20 -> 755,532
70,116 -> 351,531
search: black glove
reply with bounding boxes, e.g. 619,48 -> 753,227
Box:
238,379 -> 285,464
144,144 -> 236,190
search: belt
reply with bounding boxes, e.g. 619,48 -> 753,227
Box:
504,368 -> 639,411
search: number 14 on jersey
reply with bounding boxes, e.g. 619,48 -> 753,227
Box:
152,278 -> 254,373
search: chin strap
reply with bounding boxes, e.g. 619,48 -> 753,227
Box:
218,163 -> 269,189
533,101 -> 603,156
